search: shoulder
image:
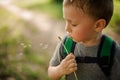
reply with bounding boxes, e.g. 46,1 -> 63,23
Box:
115,43 -> 120,60
111,43 -> 120,79
105,34 -> 120,58
49,36 -> 68,66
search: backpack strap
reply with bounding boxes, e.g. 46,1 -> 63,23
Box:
60,36 -> 76,59
97,35 -> 116,77
60,35 -> 116,77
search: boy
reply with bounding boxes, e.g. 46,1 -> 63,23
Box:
48,0 -> 120,80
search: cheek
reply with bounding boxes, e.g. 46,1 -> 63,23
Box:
73,27 -> 93,42
78,29 -> 88,38
72,29 -> 87,42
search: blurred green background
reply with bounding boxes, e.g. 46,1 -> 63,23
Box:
0,0 -> 120,80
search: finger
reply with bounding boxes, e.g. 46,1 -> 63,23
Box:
68,67 -> 77,74
68,62 -> 77,68
67,58 -> 76,65
70,53 -> 75,58
74,66 -> 77,71
65,53 -> 75,61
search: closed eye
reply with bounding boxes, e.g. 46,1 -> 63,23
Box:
71,24 -> 77,27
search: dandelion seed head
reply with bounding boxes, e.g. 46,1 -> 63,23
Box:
58,36 -> 62,41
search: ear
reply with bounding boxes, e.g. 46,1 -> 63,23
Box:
94,19 -> 106,32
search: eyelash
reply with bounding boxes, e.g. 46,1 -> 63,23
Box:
65,20 -> 77,27
71,24 -> 77,27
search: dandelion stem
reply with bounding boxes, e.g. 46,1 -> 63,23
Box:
58,36 -> 78,80
58,36 -> 69,55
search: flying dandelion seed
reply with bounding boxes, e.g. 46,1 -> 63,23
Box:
20,42 -> 32,48
16,52 -> 23,60
19,52 -> 23,56
28,44 -> 31,47
43,44 -> 48,49
23,45 -> 27,48
39,43 -> 43,46
20,43 -> 24,46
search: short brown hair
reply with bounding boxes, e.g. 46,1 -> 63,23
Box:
63,0 -> 113,26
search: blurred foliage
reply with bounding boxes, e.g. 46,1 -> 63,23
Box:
110,0 -> 120,33
16,0 -> 63,19
0,8 -> 49,80
27,2 -> 62,19
51,0 -> 63,3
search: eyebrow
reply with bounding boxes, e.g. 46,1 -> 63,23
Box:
63,16 -> 72,22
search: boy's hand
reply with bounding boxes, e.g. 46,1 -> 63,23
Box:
59,53 -> 77,75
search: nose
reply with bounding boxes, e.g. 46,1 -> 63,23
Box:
65,22 -> 72,33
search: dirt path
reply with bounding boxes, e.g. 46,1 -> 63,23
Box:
0,1 -> 66,54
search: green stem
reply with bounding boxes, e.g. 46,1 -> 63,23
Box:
58,36 -> 78,80
74,72 -> 78,80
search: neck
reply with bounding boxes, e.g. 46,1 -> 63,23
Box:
80,34 -> 102,47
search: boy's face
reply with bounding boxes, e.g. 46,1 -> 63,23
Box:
63,5 -> 98,42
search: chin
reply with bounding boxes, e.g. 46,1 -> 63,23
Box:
72,38 -> 79,42
70,36 -> 81,42
72,38 -> 83,43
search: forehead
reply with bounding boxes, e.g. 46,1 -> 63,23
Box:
63,0 -> 80,7
63,5 -> 86,21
